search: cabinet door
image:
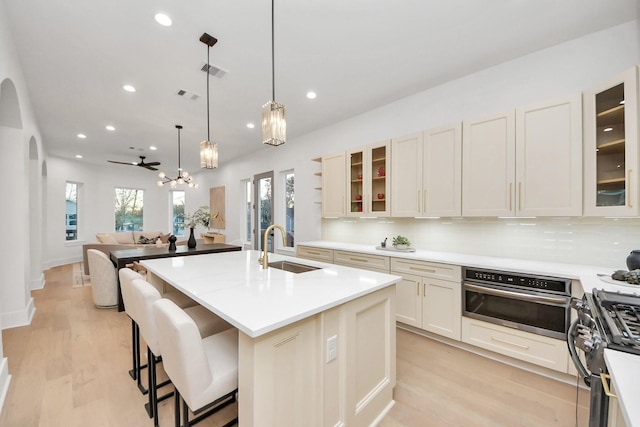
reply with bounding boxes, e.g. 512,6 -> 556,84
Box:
516,94 -> 582,216
368,141 -> 390,216
322,151 -> 346,217
422,277 -> 461,341
423,123 -> 462,217
391,132 -> 423,217
584,66 -> 639,216
395,273 -> 422,327
462,111 -> 516,216
346,148 -> 365,216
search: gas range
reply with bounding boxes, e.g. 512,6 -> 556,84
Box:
568,288 -> 640,427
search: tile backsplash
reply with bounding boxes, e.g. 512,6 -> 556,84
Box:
321,217 -> 640,269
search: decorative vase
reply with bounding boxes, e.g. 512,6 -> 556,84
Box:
394,244 -> 408,250
626,250 -> 640,270
168,235 -> 177,251
188,228 -> 197,249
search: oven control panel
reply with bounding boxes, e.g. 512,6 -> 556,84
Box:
463,267 -> 571,294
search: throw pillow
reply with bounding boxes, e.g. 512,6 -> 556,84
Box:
138,236 -> 158,245
97,233 -> 119,244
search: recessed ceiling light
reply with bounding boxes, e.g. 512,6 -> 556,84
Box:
604,127 -> 613,132
77,133 -> 86,139
75,155 -> 83,159
123,84 -> 136,93
306,91 -> 317,99
149,146 -> 157,150
154,13 -> 172,27
246,123 -> 255,129
106,125 -> 115,131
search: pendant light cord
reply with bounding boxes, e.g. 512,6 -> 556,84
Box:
271,0 -> 275,102
206,45 -> 211,141
177,126 -> 182,176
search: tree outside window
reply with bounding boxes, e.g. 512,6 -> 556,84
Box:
285,172 -> 294,247
115,188 -> 144,231
172,191 -> 185,236
65,182 -> 78,241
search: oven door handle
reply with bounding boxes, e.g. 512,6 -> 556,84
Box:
464,283 -> 569,305
567,318 -> 591,386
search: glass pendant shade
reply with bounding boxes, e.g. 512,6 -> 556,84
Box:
262,100 -> 286,146
200,140 -> 218,169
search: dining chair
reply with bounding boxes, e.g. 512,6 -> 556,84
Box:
153,298 -> 239,427
87,249 -> 118,308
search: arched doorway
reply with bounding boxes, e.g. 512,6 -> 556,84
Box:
29,136 -> 43,289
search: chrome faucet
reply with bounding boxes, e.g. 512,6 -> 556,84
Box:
259,224 -> 287,269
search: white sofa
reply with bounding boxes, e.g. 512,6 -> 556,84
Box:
82,231 -> 185,275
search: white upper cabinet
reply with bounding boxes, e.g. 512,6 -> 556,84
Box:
515,94 -> 583,216
584,66 -> 639,216
347,141 -> 390,217
462,96 -> 582,217
322,151 -> 346,217
423,123 -> 462,217
391,132 -> 423,217
391,124 -> 462,217
462,110 -> 516,216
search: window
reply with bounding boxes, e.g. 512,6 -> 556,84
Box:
171,191 -> 185,236
65,182 -> 78,241
284,171 -> 294,247
114,188 -> 144,231
242,179 -> 252,246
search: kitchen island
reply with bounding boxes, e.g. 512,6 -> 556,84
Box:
141,250 -> 401,426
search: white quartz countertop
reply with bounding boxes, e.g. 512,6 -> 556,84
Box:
605,349 -> 640,427
297,241 -> 640,294
141,250 -> 401,338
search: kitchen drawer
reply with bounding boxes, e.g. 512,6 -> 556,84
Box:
334,250 -> 390,272
390,258 -> 461,281
461,317 -> 569,373
296,245 -> 334,263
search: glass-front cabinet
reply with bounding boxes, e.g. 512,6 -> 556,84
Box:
347,141 -> 390,217
584,66 -> 639,216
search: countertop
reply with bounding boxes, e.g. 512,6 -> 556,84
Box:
140,250 -> 401,338
297,241 -> 640,294
605,349 -> 640,427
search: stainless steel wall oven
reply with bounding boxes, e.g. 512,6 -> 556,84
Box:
462,267 -> 572,340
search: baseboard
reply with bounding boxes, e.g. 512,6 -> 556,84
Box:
0,357 -> 11,415
30,273 -> 45,290
1,297 -> 36,330
44,255 -> 83,270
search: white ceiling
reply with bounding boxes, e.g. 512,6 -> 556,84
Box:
3,0 -> 638,173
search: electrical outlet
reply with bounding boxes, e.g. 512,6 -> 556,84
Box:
326,335 -> 337,363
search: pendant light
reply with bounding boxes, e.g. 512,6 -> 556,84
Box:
157,125 -> 199,189
262,0 -> 286,146
200,32 -> 219,169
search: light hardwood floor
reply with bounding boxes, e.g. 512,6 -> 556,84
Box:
1,264 -> 589,427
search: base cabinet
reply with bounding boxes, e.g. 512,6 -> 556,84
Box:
461,317 -> 569,373
296,245 -> 334,263
392,259 -> 461,341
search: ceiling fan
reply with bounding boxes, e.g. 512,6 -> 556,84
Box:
107,155 -> 161,171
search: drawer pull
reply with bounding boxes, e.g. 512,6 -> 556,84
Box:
490,336 -> 529,350
416,283 -> 420,296
349,257 -> 369,263
600,373 -> 617,398
409,266 -> 436,273
306,250 -> 321,255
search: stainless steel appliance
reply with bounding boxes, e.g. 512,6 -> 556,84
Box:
462,267 -> 572,340
568,289 -> 640,427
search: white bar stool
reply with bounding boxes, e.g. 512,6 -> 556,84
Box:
153,298 -> 238,427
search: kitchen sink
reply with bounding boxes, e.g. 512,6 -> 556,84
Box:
268,260 -> 321,274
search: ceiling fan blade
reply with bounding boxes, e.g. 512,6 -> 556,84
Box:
142,165 -> 159,171
144,162 -> 161,166
108,160 -> 136,166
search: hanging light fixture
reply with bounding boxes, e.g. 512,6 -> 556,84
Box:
262,0 -> 286,146
199,32 -> 219,169
157,125 -> 199,189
